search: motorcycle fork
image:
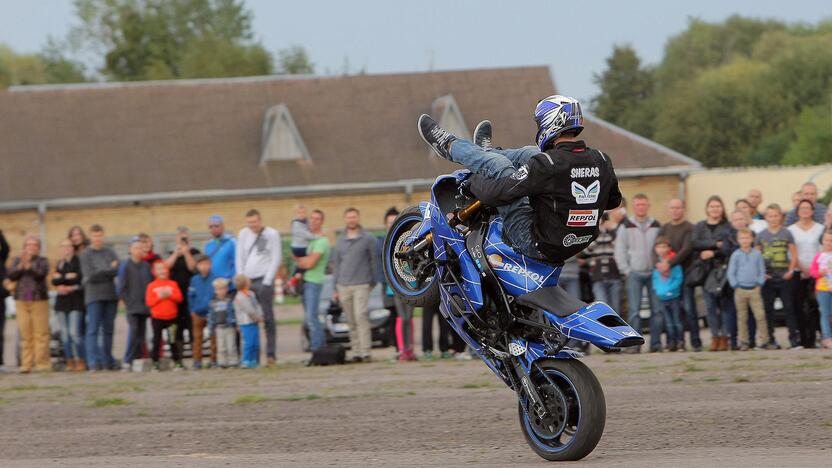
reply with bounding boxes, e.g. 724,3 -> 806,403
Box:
502,354 -> 546,420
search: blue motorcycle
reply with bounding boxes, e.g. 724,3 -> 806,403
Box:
383,170 -> 644,461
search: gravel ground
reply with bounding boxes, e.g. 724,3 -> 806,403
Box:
1,310 -> 831,467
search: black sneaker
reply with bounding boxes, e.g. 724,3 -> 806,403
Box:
473,120 -> 493,150
418,114 -> 456,161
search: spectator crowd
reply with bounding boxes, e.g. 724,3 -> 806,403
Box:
1,180 -> 831,374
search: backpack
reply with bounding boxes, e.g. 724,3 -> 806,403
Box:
307,344 -> 346,366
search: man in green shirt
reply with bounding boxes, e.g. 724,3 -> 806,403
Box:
294,209 -> 330,351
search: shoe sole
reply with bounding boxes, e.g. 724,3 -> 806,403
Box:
417,114 -> 447,160
473,120 -> 491,149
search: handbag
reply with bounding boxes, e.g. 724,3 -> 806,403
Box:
704,262 -> 728,294
684,259 -> 709,288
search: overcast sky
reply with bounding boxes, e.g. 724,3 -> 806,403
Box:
1,0 -> 829,101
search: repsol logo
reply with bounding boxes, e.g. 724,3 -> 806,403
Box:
497,263 -> 544,282
571,167 -> 600,178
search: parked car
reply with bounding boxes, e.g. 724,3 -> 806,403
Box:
301,275 -> 393,352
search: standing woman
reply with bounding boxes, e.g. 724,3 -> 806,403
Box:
68,226 -> 89,255
787,200 -> 824,348
691,196 -> 733,351
53,239 -> 86,371
6,235 -> 51,373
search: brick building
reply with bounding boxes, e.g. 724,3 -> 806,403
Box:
0,66 -> 700,259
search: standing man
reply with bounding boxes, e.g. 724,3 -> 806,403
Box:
236,209 -> 282,365
0,229 -> 9,372
164,226 -> 200,357
79,225 -> 120,371
614,194 -> 661,352
330,208 -> 380,363
204,215 -> 236,285
655,199 -> 701,351
747,189 -> 765,220
294,209 -> 329,352
785,182 -> 828,226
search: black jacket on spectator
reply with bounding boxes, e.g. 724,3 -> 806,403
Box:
120,259 -> 153,315
691,220 -> 732,266
0,230 -> 9,299
582,224 -> 620,281
7,256 -> 50,301
52,255 -> 84,313
654,221 -> 694,269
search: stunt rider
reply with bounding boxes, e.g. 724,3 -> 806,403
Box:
418,94 -> 623,266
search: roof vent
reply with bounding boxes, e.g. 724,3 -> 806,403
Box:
431,94 -> 470,141
260,104 -> 311,164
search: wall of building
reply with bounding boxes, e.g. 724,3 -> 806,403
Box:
0,174 -> 685,263
686,164 -> 832,217
0,190 -> 431,261
617,175 -> 683,222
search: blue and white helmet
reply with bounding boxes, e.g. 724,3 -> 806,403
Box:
534,95 -> 584,150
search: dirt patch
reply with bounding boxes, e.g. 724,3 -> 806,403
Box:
1,323 -> 831,466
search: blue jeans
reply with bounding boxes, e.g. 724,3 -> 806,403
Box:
683,285 -> 702,348
625,272 -> 661,349
122,318 -> 134,364
302,281 -> 326,351
58,310 -> 85,360
660,298 -> 683,345
817,291 -> 832,340
592,279 -> 622,313
85,301 -> 118,370
703,290 -> 726,337
449,139 -> 541,258
240,323 -> 260,367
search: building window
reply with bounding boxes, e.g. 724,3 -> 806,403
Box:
260,104 -> 311,165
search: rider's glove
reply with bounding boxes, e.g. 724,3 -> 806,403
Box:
458,180 -> 474,199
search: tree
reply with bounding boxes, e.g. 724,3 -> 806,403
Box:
591,45 -> 654,136
0,43 -> 87,88
593,16 -> 832,167
275,45 -> 314,75
71,0 -> 273,80
782,103 -> 832,166
652,59 -> 784,167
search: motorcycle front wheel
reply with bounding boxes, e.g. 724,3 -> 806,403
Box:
518,358 -> 606,462
382,205 -> 439,307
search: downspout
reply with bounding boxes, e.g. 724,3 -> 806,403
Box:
678,172 -> 689,201
37,203 -> 47,256
404,182 -> 414,204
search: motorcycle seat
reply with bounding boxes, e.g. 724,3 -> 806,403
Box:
515,285 -> 587,318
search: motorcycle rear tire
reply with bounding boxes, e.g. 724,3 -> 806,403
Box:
383,206 -> 440,307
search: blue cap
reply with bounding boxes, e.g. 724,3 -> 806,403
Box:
128,236 -> 142,246
208,214 -> 224,225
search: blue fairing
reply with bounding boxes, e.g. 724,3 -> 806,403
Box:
545,302 -> 641,348
483,218 -> 561,296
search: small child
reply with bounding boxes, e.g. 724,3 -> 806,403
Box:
146,261 -> 185,370
208,278 -> 237,367
727,228 -> 770,350
233,274 -> 263,368
810,230 -> 832,349
287,205 -> 318,295
188,255 -> 216,369
652,237 -> 683,351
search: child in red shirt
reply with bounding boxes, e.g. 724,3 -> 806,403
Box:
146,261 -> 184,370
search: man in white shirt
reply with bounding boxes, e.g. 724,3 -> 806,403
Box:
236,209 -> 282,365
